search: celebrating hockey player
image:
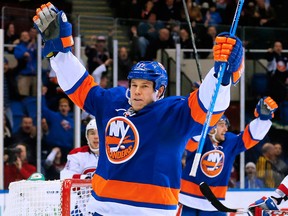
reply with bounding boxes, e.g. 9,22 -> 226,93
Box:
60,118 -> 99,179
178,97 -> 278,216
33,3 -> 244,215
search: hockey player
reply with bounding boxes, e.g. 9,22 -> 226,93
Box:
60,118 -> 99,179
33,3 -> 244,215
178,97 -> 278,216
249,175 -> 288,215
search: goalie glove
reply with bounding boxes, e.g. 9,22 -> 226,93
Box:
254,96 -> 278,120
213,32 -> 244,86
33,2 -> 74,57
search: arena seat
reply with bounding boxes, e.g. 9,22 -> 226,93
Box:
10,100 -> 25,133
22,96 -> 37,125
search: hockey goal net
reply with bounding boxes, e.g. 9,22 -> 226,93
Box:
5,179 -> 92,216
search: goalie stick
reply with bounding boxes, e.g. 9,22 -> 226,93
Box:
199,182 -> 288,216
189,0 -> 244,177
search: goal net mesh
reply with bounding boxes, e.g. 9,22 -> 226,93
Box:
5,179 -> 92,216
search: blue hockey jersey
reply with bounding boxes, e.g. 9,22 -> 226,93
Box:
180,118 -> 272,211
50,52 -> 231,215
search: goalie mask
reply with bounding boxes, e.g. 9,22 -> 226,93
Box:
127,61 -> 168,101
209,115 -> 230,143
85,118 -> 99,154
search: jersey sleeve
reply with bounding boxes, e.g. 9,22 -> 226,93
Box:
50,52 -> 98,110
50,52 -> 125,119
225,118 -> 272,154
189,68 -> 231,127
241,118 -> 272,149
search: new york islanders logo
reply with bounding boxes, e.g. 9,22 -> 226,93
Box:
105,116 -> 139,164
200,150 -> 224,177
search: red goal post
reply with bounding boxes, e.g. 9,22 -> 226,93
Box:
5,179 -> 92,216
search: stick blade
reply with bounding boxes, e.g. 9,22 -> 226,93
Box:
199,182 -> 237,213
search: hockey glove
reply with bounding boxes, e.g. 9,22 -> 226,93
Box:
254,96 -> 278,120
33,2 -> 74,57
249,196 -> 279,216
214,32 -> 244,86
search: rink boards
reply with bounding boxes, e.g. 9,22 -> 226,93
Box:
0,189 -> 286,215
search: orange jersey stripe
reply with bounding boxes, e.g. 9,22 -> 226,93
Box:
92,174 -> 179,205
181,179 -> 227,199
68,75 -> 97,109
188,90 -> 224,126
61,36 -> 74,48
185,139 -> 198,152
242,125 -> 258,149
232,58 -> 244,83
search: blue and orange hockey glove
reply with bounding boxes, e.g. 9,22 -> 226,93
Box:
33,2 -> 74,57
254,96 -> 278,120
213,32 -> 244,86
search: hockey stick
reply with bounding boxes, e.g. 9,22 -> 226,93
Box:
189,0 -> 244,177
199,182 -> 250,214
181,0 -> 203,82
263,210 -> 288,215
199,182 -> 288,216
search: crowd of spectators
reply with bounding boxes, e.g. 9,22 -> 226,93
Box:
111,0 -> 288,27
226,140 -> 288,189
2,22 -> 117,188
110,0 -> 288,61
2,0 -> 288,190
2,22 -> 78,188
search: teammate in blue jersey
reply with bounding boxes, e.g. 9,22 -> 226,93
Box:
33,3 -> 244,215
178,97 -> 278,216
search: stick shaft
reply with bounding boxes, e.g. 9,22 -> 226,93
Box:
200,182 -> 246,213
189,0 -> 244,177
200,182 -> 288,215
181,0 -> 203,82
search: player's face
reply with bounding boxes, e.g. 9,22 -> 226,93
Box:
87,129 -> 99,150
215,121 -> 228,142
130,79 -> 156,111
